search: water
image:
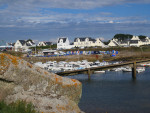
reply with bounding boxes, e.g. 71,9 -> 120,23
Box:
66,67 -> 150,113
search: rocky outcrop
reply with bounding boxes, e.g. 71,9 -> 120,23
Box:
0,53 -> 82,113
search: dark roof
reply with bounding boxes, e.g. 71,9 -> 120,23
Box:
74,37 -> 96,42
44,42 -> 52,45
120,40 -> 129,44
18,40 -> 35,46
130,40 -> 139,44
70,42 -> 74,45
26,43 -> 32,46
140,38 -> 147,42
115,37 -> 130,43
89,38 -> 96,42
74,38 -> 86,42
19,40 -> 26,46
58,38 -> 67,43
12,43 -> 15,46
113,41 -> 119,46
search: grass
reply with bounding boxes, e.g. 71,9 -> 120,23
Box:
0,100 -> 38,113
3,51 -> 24,57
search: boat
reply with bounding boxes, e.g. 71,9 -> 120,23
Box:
94,70 -> 105,74
136,67 -> 145,73
122,67 -> 132,72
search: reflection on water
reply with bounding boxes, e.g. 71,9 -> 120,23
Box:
66,68 -> 150,113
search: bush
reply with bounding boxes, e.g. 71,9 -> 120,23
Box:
0,100 -> 37,113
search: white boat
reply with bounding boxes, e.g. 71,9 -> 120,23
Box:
143,63 -> 150,67
140,63 -> 147,67
136,67 -> 145,73
94,70 -> 105,74
113,67 -> 126,71
34,62 -> 46,68
122,67 -> 132,72
51,66 -> 62,71
90,65 -> 98,68
63,63 -> 74,71
34,60 -> 113,73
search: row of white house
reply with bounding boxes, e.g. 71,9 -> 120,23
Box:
57,37 -> 106,49
57,36 -> 150,49
13,37 -> 106,51
108,36 -> 150,47
12,36 -> 150,51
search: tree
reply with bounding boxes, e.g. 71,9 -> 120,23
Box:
113,34 -> 133,42
138,35 -> 146,40
103,40 -> 110,45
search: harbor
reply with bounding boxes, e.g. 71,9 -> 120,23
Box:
67,68 -> 150,113
33,59 -> 150,79
32,58 -> 150,113
1,0 -> 150,112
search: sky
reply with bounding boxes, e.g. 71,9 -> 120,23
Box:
0,0 -> 150,43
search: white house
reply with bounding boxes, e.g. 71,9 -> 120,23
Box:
108,39 -> 119,47
38,41 -> 53,46
74,37 -> 105,48
94,38 -> 106,47
141,37 -> 150,45
108,36 -> 150,47
57,37 -> 73,49
14,40 -> 35,51
129,36 -> 141,47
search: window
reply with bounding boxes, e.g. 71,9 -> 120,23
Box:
86,38 -> 89,42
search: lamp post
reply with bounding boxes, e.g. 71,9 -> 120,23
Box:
140,46 -> 143,58
35,45 -> 37,55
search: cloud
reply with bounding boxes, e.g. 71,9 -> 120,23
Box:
0,0 -> 150,42
108,20 -> 114,23
1,0 -> 150,9
0,0 -> 149,26
1,22 -> 150,43
11,13 -> 149,26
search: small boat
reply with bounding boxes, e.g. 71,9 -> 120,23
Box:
140,63 -> 147,67
136,67 -> 145,73
122,67 -> 132,72
144,63 -> 150,67
94,70 -> 105,74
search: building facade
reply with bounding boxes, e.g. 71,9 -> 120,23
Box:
57,37 -> 73,49
108,36 -> 150,47
38,41 -> 53,46
14,40 -> 35,51
74,37 -> 105,47
74,37 -> 105,48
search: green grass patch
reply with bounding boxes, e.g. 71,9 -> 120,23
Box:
0,100 -> 38,113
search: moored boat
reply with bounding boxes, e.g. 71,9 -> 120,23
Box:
94,70 -> 105,74
136,67 -> 145,73
122,67 -> 132,72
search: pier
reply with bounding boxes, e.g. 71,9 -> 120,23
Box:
56,59 -> 150,79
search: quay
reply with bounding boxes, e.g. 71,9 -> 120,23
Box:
56,59 -> 150,80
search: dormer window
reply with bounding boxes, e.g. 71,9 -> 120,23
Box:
77,38 -> 80,42
60,39 -> 63,43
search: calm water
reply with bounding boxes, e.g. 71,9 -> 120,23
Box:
66,67 -> 150,113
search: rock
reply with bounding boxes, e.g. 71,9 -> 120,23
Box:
0,53 -> 82,113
